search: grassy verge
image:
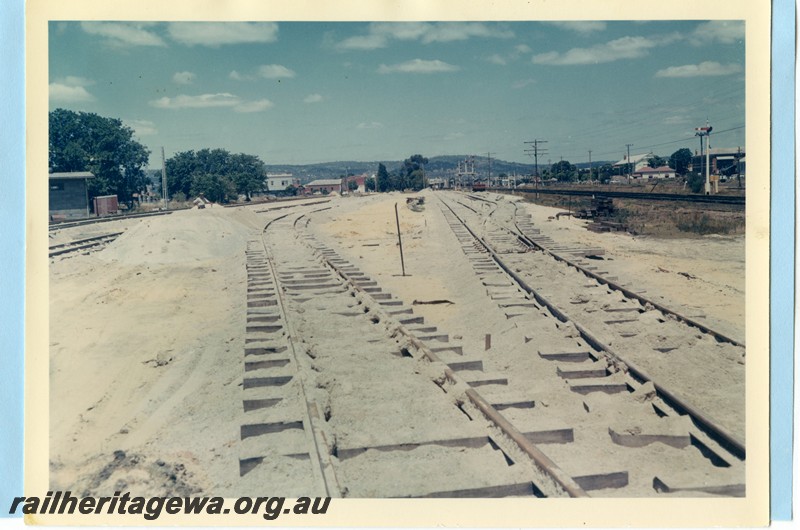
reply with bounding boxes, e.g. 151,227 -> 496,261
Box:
514,193 -> 745,238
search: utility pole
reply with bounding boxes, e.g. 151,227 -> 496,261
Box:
735,146 -> 743,189
625,143 -> 633,184
487,151 -> 494,187
588,149 -> 593,183
161,147 -> 168,210
524,139 -> 548,183
695,122 -> 712,194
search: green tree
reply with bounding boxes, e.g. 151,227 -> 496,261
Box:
49,108 -> 150,203
597,164 -> 614,183
685,172 -> 705,193
551,160 -> 577,182
669,148 -> 693,176
166,148 -> 266,203
400,154 -> 428,191
190,173 -> 237,203
648,155 -> 667,168
229,153 -> 266,200
376,163 -> 391,192
365,176 -> 376,191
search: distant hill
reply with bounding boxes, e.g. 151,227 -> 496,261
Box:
263,155 -> 541,184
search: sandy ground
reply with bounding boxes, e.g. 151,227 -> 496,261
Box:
49,191 -> 746,497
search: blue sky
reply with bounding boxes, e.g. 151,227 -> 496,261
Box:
49,20 -> 745,167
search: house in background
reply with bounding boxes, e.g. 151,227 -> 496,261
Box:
342,173 -> 369,193
49,171 -> 94,220
633,166 -> 676,179
266,173 -> 300,193
613,153 -> 655,174
304,179 -> 342,194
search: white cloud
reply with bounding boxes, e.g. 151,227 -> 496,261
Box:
172,71 -> 196,85
532,36 -> 660,65
337,22 -> 513,50
337,33 -> 389,50
304,94 -> 324,103
149,93 -> 241,109
258,64 -> 296,79
125,119 -> 158,136
357,122 -> 383,129
80,22 -> 165,47
167,22 -> 279,47
149,93 -> 273,113
234,99 -> 274,113
691,21 -> 745,45
50,83 -> 94,103
515,44 -> 532,54
377,59 -> 459,74
487,54 -> 507,65
663,115 -> 690,125
655,61 -> 743,78
229,70 -> 247,81
418,22 -> 515,43
512,78 -> 536,89
547,21 -> 607,34
49,76 -> 95,102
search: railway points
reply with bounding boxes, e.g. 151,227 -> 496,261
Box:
49,190 -> 747,499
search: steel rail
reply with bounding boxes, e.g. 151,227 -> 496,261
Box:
461,193 -> 744,348
48,232 -> 124,257
49,209 -> 177,231
295,213 -> 588,498
258,211 -> 340,497
492,187 -> 745,205
438,196 -> 746,461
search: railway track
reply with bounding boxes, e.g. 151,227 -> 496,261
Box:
48,210 -> 176,231
438,193 -> 745,448
237,200 -> 745,497
492,187 -> 746,205
48,231 -> 124,258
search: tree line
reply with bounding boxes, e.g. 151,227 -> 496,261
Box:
375,154 -> 428,192
49,109 -> 269,205
535,148 -> 694,184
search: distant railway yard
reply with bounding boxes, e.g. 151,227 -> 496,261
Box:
49,190 -> 746,499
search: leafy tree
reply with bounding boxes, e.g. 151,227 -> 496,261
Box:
166,148 -> 266,203
597,164 -> 614,183
190,173 -> 237,203
376,163 -> 391,192
49,108 -> 150,203
400,154 -> 428,191
229,153 -> 266,200
551,160 -> 577,182
347,180 -> 358,191
669,148 -> 693,175
365,176 -> 376,191
648,155 -> 667,168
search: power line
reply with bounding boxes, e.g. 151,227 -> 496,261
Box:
523,139 -> 548,179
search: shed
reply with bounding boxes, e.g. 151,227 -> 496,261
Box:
49,172 -> 94,220
305,179 -> 343,194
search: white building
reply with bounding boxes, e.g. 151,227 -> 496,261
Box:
266,173 -> 299,192
633,166 -> 676,179
613,153 -> 656,173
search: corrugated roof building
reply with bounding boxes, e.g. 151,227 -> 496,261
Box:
304,179 -> 342,194
49,171 -> 94,220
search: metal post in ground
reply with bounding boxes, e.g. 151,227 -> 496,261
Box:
395,202 -> 406,276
